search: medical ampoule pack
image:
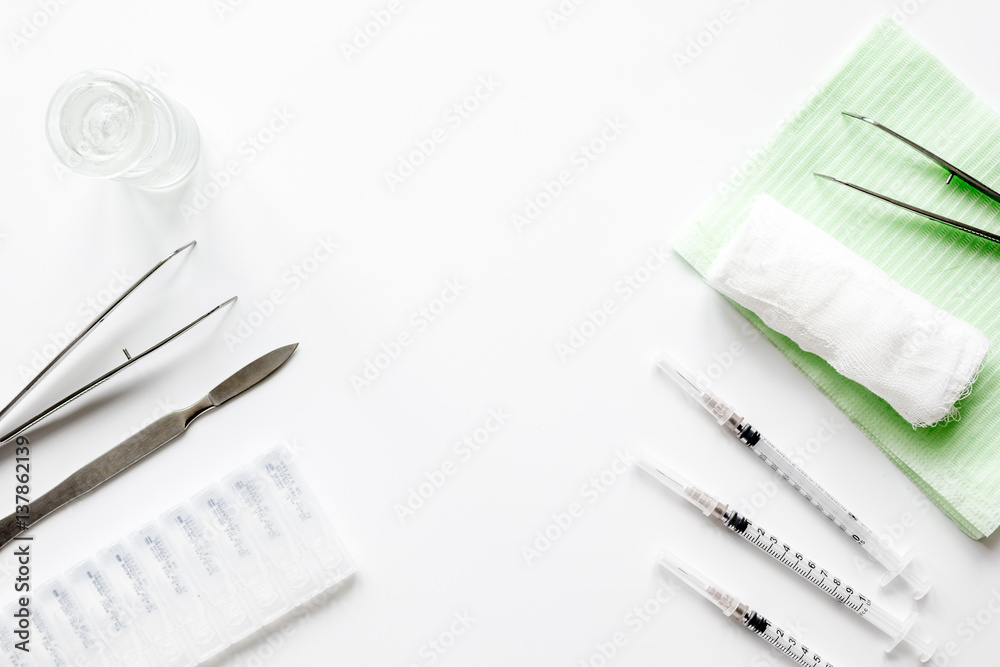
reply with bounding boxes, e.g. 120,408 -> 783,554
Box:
2,446 -> 355,667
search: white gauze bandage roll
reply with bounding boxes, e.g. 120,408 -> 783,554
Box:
705,194 -> 989,427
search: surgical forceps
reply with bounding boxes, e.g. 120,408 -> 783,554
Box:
816,111 -> 1000,245
0,241 -> 235,445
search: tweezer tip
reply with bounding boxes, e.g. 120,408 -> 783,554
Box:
814,173 -> 843,184
841,110 -> 873,123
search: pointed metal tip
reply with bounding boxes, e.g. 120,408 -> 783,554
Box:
270,343 -> 299,363
0,238 -> 202,429
207,343 -> 300,407
814,173 -> 843,184
841,111 -> 872,123
204,296 -> 238,314
268,343 -> 300,367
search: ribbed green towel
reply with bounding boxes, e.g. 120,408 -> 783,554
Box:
674,18 -> 1000,539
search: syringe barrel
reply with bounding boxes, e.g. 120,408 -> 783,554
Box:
745,612 -> 834,667
747,434 -> 929,593
744,433 -> 932,597
722,509 -> 914,646
750,434 -> 862,538
654,355 -> 873,545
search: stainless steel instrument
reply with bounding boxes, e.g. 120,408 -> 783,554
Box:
0,343 -> 298,550
0,241 -> 236,445
816,111 -> 1000,246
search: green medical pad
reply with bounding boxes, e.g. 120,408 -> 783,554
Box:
674,18 -> 1000,539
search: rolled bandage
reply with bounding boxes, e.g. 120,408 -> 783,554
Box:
705,194 -> 989,427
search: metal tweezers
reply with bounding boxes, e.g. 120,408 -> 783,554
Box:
0,241 -> 235,446
816,111 -> 1000,245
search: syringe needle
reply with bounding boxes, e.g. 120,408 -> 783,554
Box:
655,354 -> 740,428
654,352 -> 931,599
654,355 -> 703,400
639,452 -> 937,661
658,549 -> 835,667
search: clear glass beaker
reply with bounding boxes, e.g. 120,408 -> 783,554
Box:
46,69 -> 200,188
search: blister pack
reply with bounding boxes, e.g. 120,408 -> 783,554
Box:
6,446 -> 354,666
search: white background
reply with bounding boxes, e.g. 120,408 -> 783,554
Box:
1,1 -> 999,665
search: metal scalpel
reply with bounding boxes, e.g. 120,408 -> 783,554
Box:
0,343 -> 298,550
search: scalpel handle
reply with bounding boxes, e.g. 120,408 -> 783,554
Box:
0,412 -> 191,551
0,514 -> 24,552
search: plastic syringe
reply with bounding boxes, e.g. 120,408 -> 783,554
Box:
638,452 -> 936,660
658,548 -> 835,667
655,353 -> 931,599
